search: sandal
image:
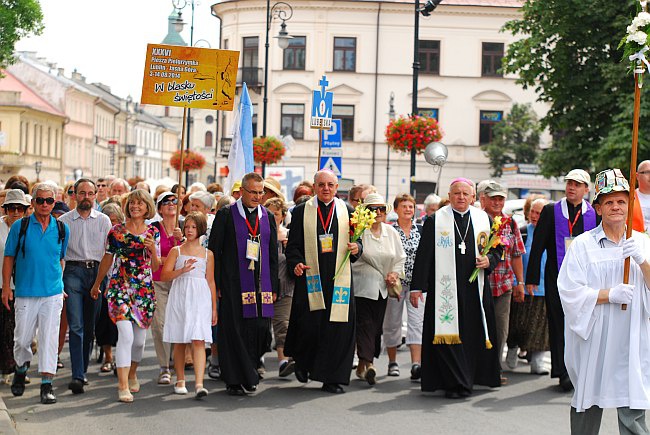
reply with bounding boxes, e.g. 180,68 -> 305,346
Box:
57,357 -> 64,370
195,385 -> 208,399
128,377 -> 140,393
158,370 -> 172,385
100,362 -> 114,373
118,389 -> 133,403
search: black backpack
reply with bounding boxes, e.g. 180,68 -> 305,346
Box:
13,216 -> 66,259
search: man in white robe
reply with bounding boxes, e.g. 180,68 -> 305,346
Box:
558,168 -> 650,435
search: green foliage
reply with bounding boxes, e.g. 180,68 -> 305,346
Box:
502,0 -> 638,177
483,103 -> 541,177
0,0 -> 43,70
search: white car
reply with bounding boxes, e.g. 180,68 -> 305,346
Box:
504,199 -> 526,228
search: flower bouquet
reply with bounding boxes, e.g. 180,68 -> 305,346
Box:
468,215 -> 507,283
385,115 -> 443,154
253,136 -> 286,165
620,1 -> 650,85
333,204 -> 376,280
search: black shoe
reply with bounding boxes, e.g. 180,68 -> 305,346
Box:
295,366 -> 309,383
208,363 -> 221,380
242,383 -> 257,393
321,383 -> 345,394
226,385 -> 245,396
410,363 -> 421,381
365,366 -> 377,386
83,377 -> 89,386
279,360 -> 295,378
559,373 -> 574,392
40,383 -> 57,404
11,371 -> 27,397
68,378 -> 85,394
444,390 -> 461,399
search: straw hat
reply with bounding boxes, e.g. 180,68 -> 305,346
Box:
263,177 -> 285,201
363,192 -> 393,213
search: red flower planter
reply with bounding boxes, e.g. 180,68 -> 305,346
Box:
385,115 -> 443,154
253,136 -> 286,165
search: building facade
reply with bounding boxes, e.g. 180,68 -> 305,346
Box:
211,0 -> 548,200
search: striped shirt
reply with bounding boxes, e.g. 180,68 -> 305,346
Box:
58,208 -> 112,262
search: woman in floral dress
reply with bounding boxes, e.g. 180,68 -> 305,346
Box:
91,189 -> 160,403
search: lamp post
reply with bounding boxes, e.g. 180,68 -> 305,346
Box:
385,92 -> 395,200
262,1 -> 293,176
172,0 -> 195,186
410,0 -> 443,197
423,141 -> 448,195
34,161 -> 42,182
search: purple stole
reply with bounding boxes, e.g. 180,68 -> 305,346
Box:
554,200 -> 596,269
231,204 -> 274,319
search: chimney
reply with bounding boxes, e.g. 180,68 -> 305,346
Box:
57,68 -> 65,77
71,69 -> 82,81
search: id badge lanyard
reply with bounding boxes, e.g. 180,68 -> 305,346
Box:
245,212 -> 260,270
565,209 -> 582,251
318,203 -> 335,253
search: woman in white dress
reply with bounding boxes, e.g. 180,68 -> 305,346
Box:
161,212 -> 218,399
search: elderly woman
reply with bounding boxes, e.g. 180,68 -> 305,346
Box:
150,191 -> 183,385
352,193 -> 406,386
382,193 -> 425,379
90,190 -> 160,403
95,203 -> 123,374
189,190 -> 216,247
506,198 -> 551,375
0,190 -> 29,382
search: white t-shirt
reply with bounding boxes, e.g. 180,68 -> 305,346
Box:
637,190 -> 650,233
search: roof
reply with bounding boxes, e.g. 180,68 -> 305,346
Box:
213,0 -> 523,8
0,70 -> 66,117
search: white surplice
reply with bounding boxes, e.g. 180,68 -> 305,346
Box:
558,226 -> 650,412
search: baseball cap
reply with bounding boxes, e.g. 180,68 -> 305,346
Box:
483,181 -> 507,198
156,191 -> 177,208
477,179 -> 495,195
565,169 -> 591,185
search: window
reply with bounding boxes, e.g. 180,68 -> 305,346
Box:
252,104 -> 258,137
482,42 -> 504,77
479,110 -> 503,145
284,36 -> 306,70
242,37 -> 259,85
333,105 -> 355,141
418,108 -> 439,121
333,37 -> 356,72
419,40 -> 440,75
281,104 -> 304,139
205,131 -> 213,148
223,39 -> 229,50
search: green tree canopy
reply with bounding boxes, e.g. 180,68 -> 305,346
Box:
0,0 -> 43,71
483,103 -> 541,177
502,0 -> 639,177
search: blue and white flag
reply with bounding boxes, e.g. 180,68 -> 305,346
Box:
225,83 -> 254,193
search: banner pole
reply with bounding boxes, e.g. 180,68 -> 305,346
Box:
175,107 -> 188,228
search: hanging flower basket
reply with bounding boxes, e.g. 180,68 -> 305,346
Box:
170,150 -> 206,171
253,136 -> 286,165
385,115 -> 443,154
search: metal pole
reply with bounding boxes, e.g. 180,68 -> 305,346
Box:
262,0 -> 271,178
184,0 -> 195,187
176,108 -> 188,228
410,0 -> 420,198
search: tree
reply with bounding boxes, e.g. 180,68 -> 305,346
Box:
502,0 -> 637,177
0,0 -> 44,71
483,103 -> 541,177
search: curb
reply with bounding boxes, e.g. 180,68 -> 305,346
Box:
0,395 -> 17,435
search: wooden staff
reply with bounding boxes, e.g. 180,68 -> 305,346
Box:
175,107 -> 188,228
623,65 -> 644,311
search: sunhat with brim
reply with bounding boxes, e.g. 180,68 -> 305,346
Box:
593,168 -> 629,204
156,191 -> 177,208
3,189 -> 30,207
263,177 -> 285,201
363,192 -> 393,213
231,180 -> 242,194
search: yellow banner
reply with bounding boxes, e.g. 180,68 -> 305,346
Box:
140,43 -> 240,111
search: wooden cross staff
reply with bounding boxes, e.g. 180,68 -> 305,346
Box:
622,64 -> 644,311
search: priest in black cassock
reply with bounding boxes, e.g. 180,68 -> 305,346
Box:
284,170 -> 362,394
410,178 -> 502,399
208,172 -> 278,396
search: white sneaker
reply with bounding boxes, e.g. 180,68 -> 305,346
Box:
530,352 -> 549,375
505,347 -> 518,370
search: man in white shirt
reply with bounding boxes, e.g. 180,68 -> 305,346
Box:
558,168 -> 650,434
634,160 -> 650,233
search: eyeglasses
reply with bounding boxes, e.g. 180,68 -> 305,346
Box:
76,191 -> 96,197
367,205 -> 387,213
161,198 -> 178,205
242,186 -> 266,196
4,205 -> 26,212
639,171 -> 650,175
96,184 -> 107,187
35,197 -> 55,205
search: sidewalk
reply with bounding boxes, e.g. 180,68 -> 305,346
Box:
0,393 -> 17,435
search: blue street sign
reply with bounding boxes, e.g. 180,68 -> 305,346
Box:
321,119 -> 342,148
310,75 -> 333,129
320,119 -> 342,177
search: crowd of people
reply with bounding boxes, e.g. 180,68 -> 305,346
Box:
1,165 -> 650,434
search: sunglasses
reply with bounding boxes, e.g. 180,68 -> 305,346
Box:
35,197 -> 55,205
4,205 -> 26,212
67,190 -> 74,195
161,198 -> 178,205
367,205 -> 387,213
97,184 -> 107,187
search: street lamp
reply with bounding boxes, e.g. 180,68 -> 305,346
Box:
423,141 -> 448,195
410,0 -> 443,197
385,92 -> 395,200
262,1 -> 293,176
34,161 -> 42,182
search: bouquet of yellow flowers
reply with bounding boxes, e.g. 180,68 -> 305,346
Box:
333,203 -> 377,280
468,215 -> 507,283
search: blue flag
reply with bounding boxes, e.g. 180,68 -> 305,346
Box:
226,83 -> 254,192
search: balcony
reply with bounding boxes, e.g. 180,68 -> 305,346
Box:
220,137 -> 232,158
236,67 -> 263,92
